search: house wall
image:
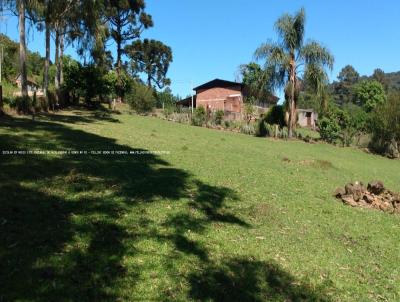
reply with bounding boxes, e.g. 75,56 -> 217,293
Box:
297,110 -> 318,128
196,86 -> 243,113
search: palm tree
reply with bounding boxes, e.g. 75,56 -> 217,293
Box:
255,8 -> 334,137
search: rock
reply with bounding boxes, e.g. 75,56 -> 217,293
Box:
379,201 -> 393,212
344,182 -> 365,201
335,181 -> 399,214
363,192 -> 375,204
385,139 -> 400,159
392,194 -> 400,209
342,195 -> 358,207
333,187 -> 346,198
367,180 -> 385,195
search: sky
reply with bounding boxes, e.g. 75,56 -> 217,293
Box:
1,0 -> 400,98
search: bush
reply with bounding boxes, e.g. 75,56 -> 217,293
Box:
163,106 -> 174,118
318,117 -> 341,143
368,92 -> 400,157
14,96 -> 32,114
264,105 -> 285,127
5,97 -> 16,109
224,120 -> 232,129
353,80 -> 386,112
318,104 -> 367,146
213,109 -> 224,125
255,119 -> 268,137
126,83 -> 156,114
239,124 -> 255,135
191,106 -> 206,126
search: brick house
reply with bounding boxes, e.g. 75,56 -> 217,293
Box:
177,78 -> 278,119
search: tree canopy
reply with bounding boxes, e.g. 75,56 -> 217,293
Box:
125,38 -> 173,89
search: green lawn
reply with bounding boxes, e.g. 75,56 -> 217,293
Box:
1,108 -> 399,301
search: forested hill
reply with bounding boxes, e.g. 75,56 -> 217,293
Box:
359,71 -> 400,90
379,71 -> 400,90
0,33 -> 47,85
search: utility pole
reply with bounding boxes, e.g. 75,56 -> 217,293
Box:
190,80 -> 194,114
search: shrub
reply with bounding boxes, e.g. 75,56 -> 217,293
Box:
213,109 -> 224,125
318,116 -> 341,143
15,96 -> 32,114
191,106 -> 206,126
244,103 -> 255,124
224,120 -> 232,129
163,106 -> 174,118
264,105 -> 285,127
255,119 -> 268,137
47,90 -> 57,111
279,127 -> 289,139
5,97 -> 16,109
126,83 -> 156,114
368,92 -> 400,157
353,80 -> 386,112
239,124 -> 255,135
318,104 -> 367,146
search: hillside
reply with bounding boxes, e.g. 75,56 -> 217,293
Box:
384,71 -> 400,90
0,33 -> 47,85
1,108 -> 399,301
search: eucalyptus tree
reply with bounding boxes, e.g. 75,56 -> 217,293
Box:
2,0 -> 30,97
255,8 -> 334,137
103,0 -> 153,100
18,0 -> 28,97
125,38 -> 172,89
2,0 -> 44,98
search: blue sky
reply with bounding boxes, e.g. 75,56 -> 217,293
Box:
1,0 -> 400,97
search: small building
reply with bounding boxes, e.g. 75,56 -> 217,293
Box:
176,78 -> 278,120
14,74 -> 44,97
297,109 -> 318,128
15,74 -> 40,93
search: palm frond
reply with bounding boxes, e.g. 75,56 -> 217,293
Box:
301,40 -> 334,70
304,63 -> 328,96
254,42 -> 290,91
275,8 -> 305,51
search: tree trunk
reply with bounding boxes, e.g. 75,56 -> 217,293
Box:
54,30 -> 60,90
116,39 -> 122,102
18,0 -> 28,98
288,56 -> 296,138
147,75 -> 151,88
0,85 -> 3,115
44,20 -> 50,100
116,19 -> 123,102
59,33 -> 64,86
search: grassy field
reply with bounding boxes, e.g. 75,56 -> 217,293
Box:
1,107 -> 399,301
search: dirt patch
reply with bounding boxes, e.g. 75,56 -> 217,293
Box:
334,180 -> 400,214
283,158 -> 333,169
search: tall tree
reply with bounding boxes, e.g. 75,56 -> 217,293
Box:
238,62 -> 272,103
372,68 -> 389,91
255,8 -> 334,137
125,38 -> 172,88
337,65 -> 359,84
104,0 -> 153,99
332,65 -> 359,105
353,80 -> 386,112
18,0 -> 28,97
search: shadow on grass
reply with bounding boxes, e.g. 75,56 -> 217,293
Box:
0,116 -> 332,301
36,107 -> 120,124
189,258 -> 333,302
